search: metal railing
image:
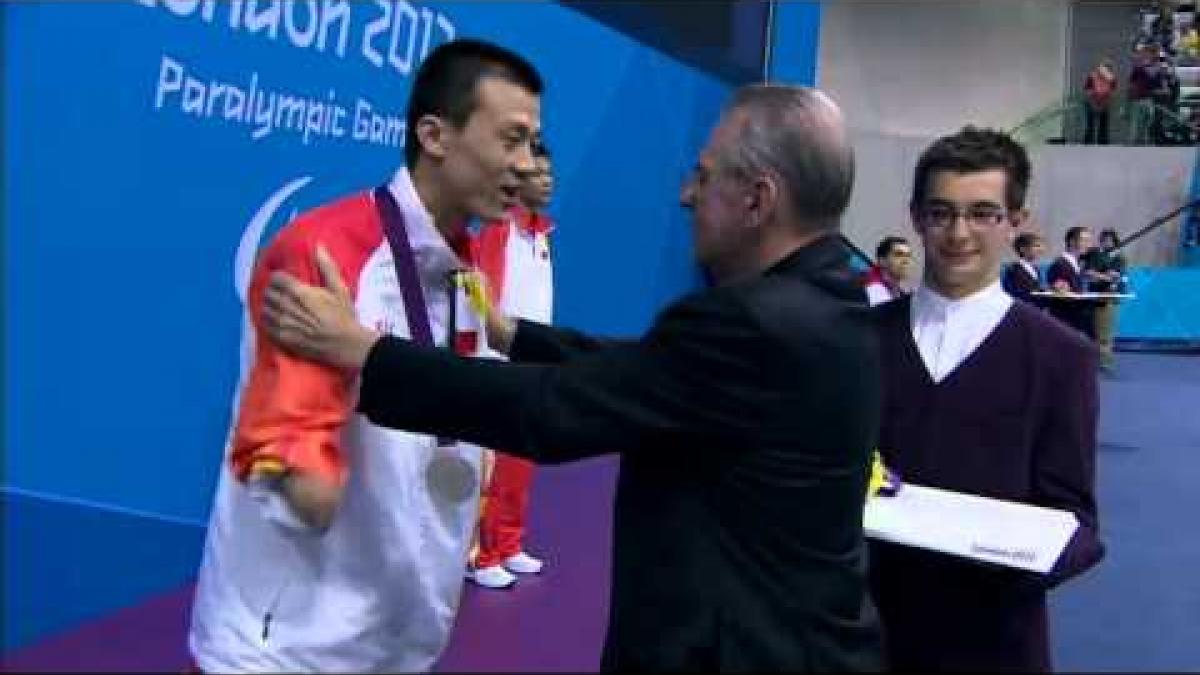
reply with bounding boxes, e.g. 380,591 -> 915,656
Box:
1114,198 -> 1200,251
1009,94 -> 1198,147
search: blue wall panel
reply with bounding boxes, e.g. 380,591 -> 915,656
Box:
3,1 -> 727,522
767,1 -> 822,85
3,0 -> 826,652
2,490 -> 204,650
1117,268 -> 1200,341
2,0 -> 741,650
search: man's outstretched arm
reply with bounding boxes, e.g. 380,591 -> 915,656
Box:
262,252 -> 764,464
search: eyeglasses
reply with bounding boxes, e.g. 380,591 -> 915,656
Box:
517,167 -> 549,179
917,202 -> 1010,229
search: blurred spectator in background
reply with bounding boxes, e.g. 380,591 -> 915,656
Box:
1002,232 -> 1046,304
1082,228 -> 1128,370
1150,54 -> 1182,144
1179,23 -> 1200,62
1047,226 -> 1097,338
1083,59 -> 1117,144
1128,44 -> 1164,144
863,235 -> 914,305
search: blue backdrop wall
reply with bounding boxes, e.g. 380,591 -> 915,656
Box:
767,0 -> 822,86
2,0 -> 748,650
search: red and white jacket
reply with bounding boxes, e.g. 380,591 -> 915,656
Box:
863,264 -> 904,307
474,206 -> 554,328
189,169 -> 486,673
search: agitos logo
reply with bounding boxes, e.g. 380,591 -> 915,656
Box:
229,176 -> 314,387
233,176 -> 314,304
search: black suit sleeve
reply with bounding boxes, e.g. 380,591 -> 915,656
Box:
1001,265 -> 1025,301
357,293 -> 765,464
508,319 -> 630,364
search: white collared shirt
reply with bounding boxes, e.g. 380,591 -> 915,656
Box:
910,281 -> 1013,383
384,167 -> 483,350
865,282 -> 895,307
388,167 -> 466,288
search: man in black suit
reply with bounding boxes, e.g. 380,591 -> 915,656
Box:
1047,226 -> 1091,293
261,85 -> 884,671
1046,226 -> 1096,338
1001,231 -> 1045,304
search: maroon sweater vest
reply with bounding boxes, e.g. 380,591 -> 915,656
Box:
869,297 -> 1104,672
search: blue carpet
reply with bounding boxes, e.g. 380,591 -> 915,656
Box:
1051,353 -> 1200,671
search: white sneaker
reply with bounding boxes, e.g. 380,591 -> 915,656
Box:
503,551 -> 544,575
469,564 -> 517,589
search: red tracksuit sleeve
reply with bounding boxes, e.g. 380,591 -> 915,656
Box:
229,229 -> 355,486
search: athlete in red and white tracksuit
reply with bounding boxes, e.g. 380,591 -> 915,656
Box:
189,168 -> 488,672
469,153 -> 554,588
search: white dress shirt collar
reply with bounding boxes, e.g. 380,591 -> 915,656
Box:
910,280 -> 1014,383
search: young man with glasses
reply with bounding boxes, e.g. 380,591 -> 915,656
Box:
869,127 -> 1104,672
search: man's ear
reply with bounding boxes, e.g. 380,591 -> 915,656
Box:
415,114 -> 448,160
746,174 -> 780,227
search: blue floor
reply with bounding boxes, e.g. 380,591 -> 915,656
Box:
1051,353 -> 1200,671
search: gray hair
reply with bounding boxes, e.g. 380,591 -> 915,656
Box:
714,85 -> 854,230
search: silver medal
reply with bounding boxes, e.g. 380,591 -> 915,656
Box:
426,450 -> 477,504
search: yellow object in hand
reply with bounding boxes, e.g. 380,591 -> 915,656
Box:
251,457 -> 286,478
867,450 -> 886,500
461,269 -> 491,318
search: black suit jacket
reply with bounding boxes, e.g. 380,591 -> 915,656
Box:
1046,255 -> 1083,292
357,236 -> 884,672
1001,261 -> 1042,303
1044,255 -> 1095,338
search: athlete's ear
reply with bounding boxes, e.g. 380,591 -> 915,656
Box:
415,114 -> 449,160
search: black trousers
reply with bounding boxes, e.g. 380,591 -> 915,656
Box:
1083,105 -> 1109,145
1049,303 -> 1096,340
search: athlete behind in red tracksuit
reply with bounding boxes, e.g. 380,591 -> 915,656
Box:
469,144 -> 555,589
